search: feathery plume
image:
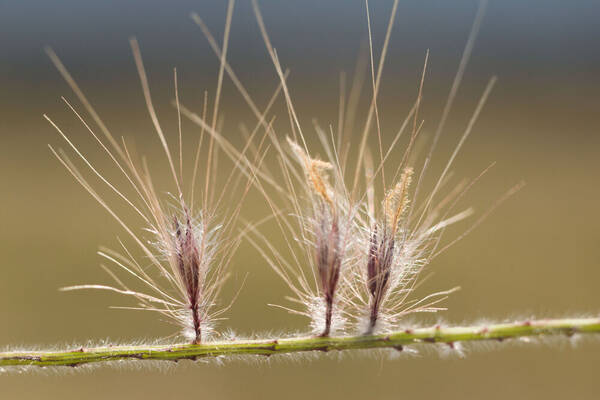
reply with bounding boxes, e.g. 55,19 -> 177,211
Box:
46,4 -> 247,343
355,164 -> 465,334
287,138 -> 346,336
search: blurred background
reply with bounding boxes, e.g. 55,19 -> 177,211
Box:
1,0 -> 599,398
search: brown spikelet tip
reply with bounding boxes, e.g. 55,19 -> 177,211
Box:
308,159 -> 334,206
384,167 -> 414,232
287,137 -> 334,206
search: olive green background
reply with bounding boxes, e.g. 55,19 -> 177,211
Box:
1,0 -> 599,398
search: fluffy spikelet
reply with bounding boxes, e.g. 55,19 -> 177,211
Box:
47,32 -> 246,344
286,138 -> 346,336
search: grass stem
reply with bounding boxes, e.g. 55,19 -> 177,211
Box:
1,317 -> 598,368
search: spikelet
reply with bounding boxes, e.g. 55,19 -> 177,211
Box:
47,35 -> 246,344
284,138 -> 348,336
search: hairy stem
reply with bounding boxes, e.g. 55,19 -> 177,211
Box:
191,302 -> 201,345
321,296 -> 333,337
367,300 -> 381,335
1,318 -> 598,368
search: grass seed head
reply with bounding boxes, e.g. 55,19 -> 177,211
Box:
47,37 -> 245,343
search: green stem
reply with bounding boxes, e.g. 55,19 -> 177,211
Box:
2,317 -> 598,368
